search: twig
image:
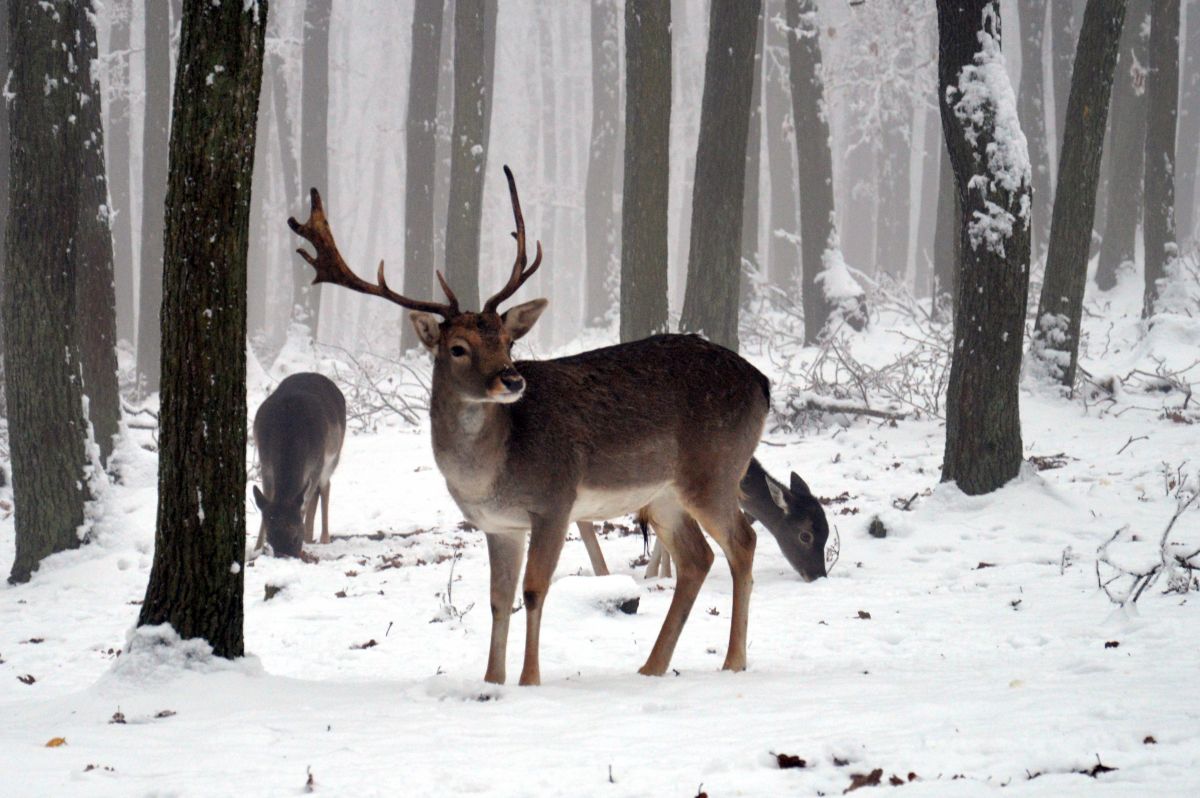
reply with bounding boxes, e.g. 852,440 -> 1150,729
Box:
1115,435 -> 1149,455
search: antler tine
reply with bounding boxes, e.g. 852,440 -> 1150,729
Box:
483,166 -> 544,313
288,188 -> 457,318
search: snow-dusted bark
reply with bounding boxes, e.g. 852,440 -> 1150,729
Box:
936,0 -> 1031,496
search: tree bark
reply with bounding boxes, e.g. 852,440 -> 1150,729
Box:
585,0 -> 620,326
443,0 -> 494,312
137,0 -> 172,395
107,0 -> 135,345
297,0 -> 330,333
679,0 -> 761,350
1051,0 -> 1087,165
75,1 -> 122,465
138,0 -> 266,659
914,103 -> 941,297
874,106 -> 913,279
619,0 -> 671,343
764,0 -> 799,295
1096,0 -> 1148,290
1143,0 -> 1181,316
740,4 -> 765,309
1176,2 -> 1200,244
401,0 -> 444,352
1017,0 -> 1052,260
785,0 -> 836,344
432,0 -> 455,284
0,0 -> 7,359
1031,0 -> 1126,388
4,1 -> 92,583
933,140 -> 958,310
937,0 -> 1031,496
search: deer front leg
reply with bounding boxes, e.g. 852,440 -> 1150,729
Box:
303,488 -> 319,545
319,482 -> 331,544
519,512 -> 570,686
484,531 -> 525,685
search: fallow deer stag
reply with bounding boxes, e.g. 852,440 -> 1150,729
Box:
288,167 -> 769,685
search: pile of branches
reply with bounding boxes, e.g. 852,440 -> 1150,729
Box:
320,345 -> 430,432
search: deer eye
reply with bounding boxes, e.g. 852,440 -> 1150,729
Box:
450,345 -> 468,358
799,531 -> 814,545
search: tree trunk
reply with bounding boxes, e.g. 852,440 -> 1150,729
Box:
137,0 -> 172,395
432,0 -> 455,284
740,4 -> 765,309
108,0 -> 135,345
297,0 -> 330,333
1031,0 -> 1126,387
585,0 -> 620,326
0,0 -> 7,359
937,0 -> 1031,496
619,0 -> 671,343
679,0 -> 761,350
1143,0 -> 1181,317
1017,0 -> 1052,260
4,1 -> 93,583
444,0 -> 494,312
401,0 -> 444,352
874,108 -> 913,279
933,140 -> 958,309
1096,0 -> 1148,290
914,103 -> 941,297
1051,0 -> 1086,165
764,0 -> 799,295
138,0 -> 266,658
1176,2 -> 1200,245
74,1 -> 122,465
785,0 -> 836,344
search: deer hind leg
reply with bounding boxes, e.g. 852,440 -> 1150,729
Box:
303,488 -> 319,545
484,531 -> 526,685
639,497 -> 713,677
254,518 -> 266,551
519,513 -> 570,686
644,538 -> 673,579
319,481 -> 331,544
688,501 -> 756,672
577,521 -> 609,576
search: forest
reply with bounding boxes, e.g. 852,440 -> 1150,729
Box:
1,0 -> 1198,795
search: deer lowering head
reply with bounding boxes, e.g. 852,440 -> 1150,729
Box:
291,168 -> 771,687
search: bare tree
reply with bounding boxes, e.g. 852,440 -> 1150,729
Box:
4,1 -> 93,583
764,1 -> 799,296
401,0 -> 445,352
1143,0 -> 1181,317
740,4 -> 765,309
1017,0 -> 1052,260
138,0 -> 267,658
585,1 -> 621,325
1177,2 -> 1200,245
936,0 -> 1031,496
932,142 -> 958,308
680,0 -> 762,350
1031,0 -> 1127,387
785,0 -> 837,344
0,0 -> 7,356
1051,0 -> 1087,164
1096,0 -> 1148,291
620,0 -> 671,343
107,0 -> 136,344
137,0 -> 172,395
297,0 -> 331,333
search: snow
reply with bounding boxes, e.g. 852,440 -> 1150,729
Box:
815,246 -> 863,301
2,276 -> 1199,795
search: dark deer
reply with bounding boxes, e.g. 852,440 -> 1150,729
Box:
252,373 -> 347,558
289,167 -> 769,685
578,457 -> 829,582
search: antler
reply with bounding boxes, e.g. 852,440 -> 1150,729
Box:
288,188 -> 459,318
482,166 -> 543,313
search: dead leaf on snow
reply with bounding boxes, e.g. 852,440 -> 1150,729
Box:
44,737 -> 66,748
844,768 -> 882,793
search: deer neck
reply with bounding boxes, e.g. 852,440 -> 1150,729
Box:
429,375 -> 511,499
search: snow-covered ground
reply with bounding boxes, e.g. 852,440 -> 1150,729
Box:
1,268 -> 1198,797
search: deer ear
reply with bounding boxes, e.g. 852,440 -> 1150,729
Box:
410,312 -> 441,350
790,471 -> 813,498
502,298 -> 548,340
767,480 -> 789,514
252,485 -> 267,510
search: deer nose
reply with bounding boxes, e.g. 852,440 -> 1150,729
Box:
499,368 -> 525,392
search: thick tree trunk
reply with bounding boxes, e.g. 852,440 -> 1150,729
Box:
1051,0 -> 1086,166
937,0 -> 1031,496
138,0 -> 265,658
108,0 -> 135,345
1096,0 -> 1148,290
933,141 -> 958,309
75,2 -> 122,465
1143,0 -> 1181,317
1018,0 -> 1052,260
1177,3 -> 1200,245
585,0 -> 621,326
401,0 -> 444,352
619,0 -> 671,343
785,0 -> 836,344
432,0 -> 455,283
679,0 -> 761,350
740,4 -> 765,309
444,0 -> 494,312
268,8 -> 299,342
1032,0 -> 1126,388
0,0 -> 7,359
764,0 -> 799,295
137,0 -> 172,395
4,1 -> 92,583
297,0 -> 330,333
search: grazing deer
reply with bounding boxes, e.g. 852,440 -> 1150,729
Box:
252,372 -> 347,558
577,457 -> 829,582
288,167 -> 769,685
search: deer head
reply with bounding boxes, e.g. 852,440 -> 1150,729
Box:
288,166 -> 547,403
253,485 -> 306,558
765,471 -> 830,581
